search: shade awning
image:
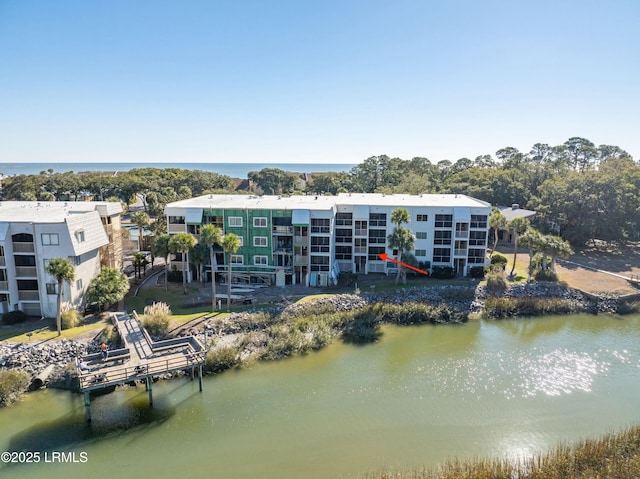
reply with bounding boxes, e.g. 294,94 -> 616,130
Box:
292,209 -> 310,226
185,208 -> 203,224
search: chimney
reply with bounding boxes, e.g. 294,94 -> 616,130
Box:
512,204 -> 519,210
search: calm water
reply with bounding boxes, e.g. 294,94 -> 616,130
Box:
1,314 -> 640,479
0,162 -> 354,178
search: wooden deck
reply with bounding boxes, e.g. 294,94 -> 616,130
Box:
76,311 -> 205,420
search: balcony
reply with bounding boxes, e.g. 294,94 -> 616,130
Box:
454,249 -> 467,257
15,266 -> 37,278
455,231 -> 469,239
18,291 -> 40,301
0,281 -> 8,290
0,257 -> 5,266
168,224 -> 186,233
12,242 -> 35,253
294,235 -> 309,245
272,226 -> 293,235
354,228 -> 368,236
294,255 -> 308,265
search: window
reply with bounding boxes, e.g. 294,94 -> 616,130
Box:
415,232 -> 427,240
253,217 -> 268,228
311,236 -> 330,253
75,230 -> 85,243
41,233 -> 59,246
369,213 -> 387,227
168,216 -> 185,224
433,247 -> 451,263
470,215 -> 488,228
230,255 -> 244,265
311,218 -> 330,233
335,228 -> 352,243
76,279 -> 83,290
236,236 -> 244,247
70,256 -> 82,266
335,245 -> 352,260
468,248 -> 486,264
469,231 -> 487,246
416,214 -> 428,222
46,283 -> 58,295
228,216 -> 243,227
368,229 -> 386,244
354,220 -> 368,236
310,255 -> 330,271
434,230 -> 452,245
414,249 -> 427,257
435,214 -> 453,228
336,213 -> 353,226
253,236 -> 268,247
254,255 -> 268,265
368,246 -> 385,261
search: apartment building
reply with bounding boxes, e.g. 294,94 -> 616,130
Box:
0,201 -> 123,317
164,193 -> 491,287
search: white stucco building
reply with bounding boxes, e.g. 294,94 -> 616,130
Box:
0,201 -> 123,317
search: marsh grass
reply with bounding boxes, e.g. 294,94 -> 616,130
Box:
0,369 -> 30,406
483,297 -> 577,319
368,426 -> 640,479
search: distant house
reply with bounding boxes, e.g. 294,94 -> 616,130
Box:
497,204 -> 537,243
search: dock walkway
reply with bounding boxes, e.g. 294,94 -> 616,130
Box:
76,311 -> 205,421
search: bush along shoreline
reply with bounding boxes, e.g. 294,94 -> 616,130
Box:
1,284 -> 640,404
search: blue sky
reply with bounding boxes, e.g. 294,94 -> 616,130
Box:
0,0 -> 638,164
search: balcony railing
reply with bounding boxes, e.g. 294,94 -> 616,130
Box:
454,249 -> 467,256
18,291 -> 40,301
354,229 -> 368,236
294,236 -> 309,245
294,255 -> 308,264
272,226 -> 293,235
0,257 -> 5,266
0,281 -> 8,290
12,242 -> 35,253
455,231 -> 469,239
168,224 -> 186,233
15,266 -> 37,277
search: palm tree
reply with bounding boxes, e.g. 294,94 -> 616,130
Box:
150,234 -> 170,291
520,228 -> 543,283
190,243 -> 208,285
388,208 -> 414,285
200,224 -> 223,311
45,258 -> 75,336
489,209 -> 507,257
221,233 -> 241,311
169,232 -> 198,294
387,227 -> 416,284
508,217 -> 529,277
130,211 -> 150,252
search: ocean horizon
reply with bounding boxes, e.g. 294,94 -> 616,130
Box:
0,162 -> 355,178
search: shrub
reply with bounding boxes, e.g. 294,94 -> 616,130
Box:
61,309 -> 82,329
486,271 -> 508,292
205,346 -> 240,373
431,266 -> 455,279
490,253 -> 508,270
2,310 -> 27,325
468,266 -> 486,278
167,270 -> 184,282
143,302 -> 171,336
535,269 -> 559,282
0,370 -> 30,406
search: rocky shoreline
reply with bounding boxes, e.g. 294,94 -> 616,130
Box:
1,283 -> 638,395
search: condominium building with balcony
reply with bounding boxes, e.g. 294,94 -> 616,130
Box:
164,193 -> 491,287
0,201 -> 123,317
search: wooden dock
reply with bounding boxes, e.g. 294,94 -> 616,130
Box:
76,311 -> 205,422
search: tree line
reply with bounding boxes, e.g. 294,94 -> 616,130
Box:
2,136 -> 639,247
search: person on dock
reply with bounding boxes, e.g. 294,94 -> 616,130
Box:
101,342 -> 108,361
